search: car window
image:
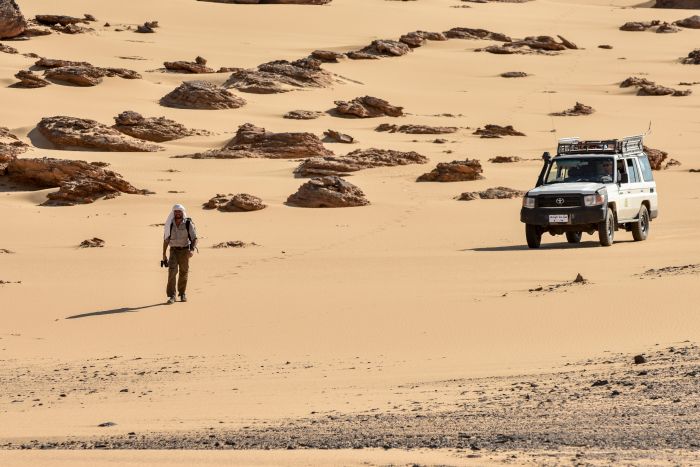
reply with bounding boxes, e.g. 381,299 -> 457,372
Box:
626,159 -> 640,183
545,158 -> 615,184
638,155 -> 654,182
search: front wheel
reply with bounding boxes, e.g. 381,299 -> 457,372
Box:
566,232 -> 582,244
598,208 -> 615,247
631,205 -> 650,241
526,224 -> 542,249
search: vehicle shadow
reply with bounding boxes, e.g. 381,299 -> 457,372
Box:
65,303 -> 166,320
466,240 -> 635,252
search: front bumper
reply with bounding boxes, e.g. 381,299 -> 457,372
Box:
521,205 -> 607,227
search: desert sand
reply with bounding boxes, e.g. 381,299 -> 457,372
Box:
1,0 -> 700,464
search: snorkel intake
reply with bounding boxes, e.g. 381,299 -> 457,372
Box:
535,151 -> 552,187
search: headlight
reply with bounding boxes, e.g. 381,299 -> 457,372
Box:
522,197 -> 535,209
584,193 -> 605,206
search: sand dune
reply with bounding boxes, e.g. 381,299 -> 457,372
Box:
1,0 -> 700,463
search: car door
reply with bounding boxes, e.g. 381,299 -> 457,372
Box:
619,158 -> 644,220
637,155 -> 658,216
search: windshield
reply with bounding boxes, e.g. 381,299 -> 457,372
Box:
545,157 -> 615,184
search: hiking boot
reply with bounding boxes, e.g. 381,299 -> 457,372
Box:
166,296 -> 176,305
179,293 -> 187,302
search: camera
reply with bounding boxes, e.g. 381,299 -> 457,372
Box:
160,258 -> 169,268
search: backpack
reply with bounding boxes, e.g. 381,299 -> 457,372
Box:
170,217 -> 194,244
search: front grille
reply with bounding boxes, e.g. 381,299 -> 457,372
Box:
537,195 -> 582,208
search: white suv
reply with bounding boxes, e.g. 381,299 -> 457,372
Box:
520,136 -> 658,248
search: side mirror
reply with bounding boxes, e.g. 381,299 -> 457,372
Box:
619,173 -> 629,184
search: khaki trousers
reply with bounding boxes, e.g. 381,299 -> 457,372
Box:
166,248 -> 190,297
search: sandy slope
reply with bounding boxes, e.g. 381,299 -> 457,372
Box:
1,0 -> 700,462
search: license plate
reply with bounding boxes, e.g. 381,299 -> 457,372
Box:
549,214 -> 569,223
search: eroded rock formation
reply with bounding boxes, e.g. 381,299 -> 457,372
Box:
621,76 -> 691,96
473,125 -> 525,138
160,80 -> 247,109
3,156 -> 149,205
333,96 -> 404,118
375,124 -> 458,134
37,116 -> 162,152
682,49 -> 700,64
13,70 -> 49,88
458,186 -> 525,201
179,123 -> 332,159
287,176 -> 370,208
294,148 -> 428,177
203,193 -> 266,212
417,159 -> 484,182
224,58 -> 334,94
550,102 -> 594,116
0,0 -> 26,39
164,56 -> 214,73
112,111 -> 207,142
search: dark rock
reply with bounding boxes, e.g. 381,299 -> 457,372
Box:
598,44 -> 613,49
489,156 -> 521,163
224,58 -> 334,94
473,125 -> 525,138
34,15 -> 85,26
352,39 -> 411,58
458,186 -> 524,201
113,111 -> 207,142
35,57 -> 92,68
634,355 -> 647,364
5,157 -> 149,205
501,71 -> 528,78
80,238 -> 105,248
681,49 -> 700,64
550,102 -> 594,116
97,422 -> 116,427
14,70 -> 50,88
287,176 -> 369,208
180,123 -> 332,159
284,110 -> 322,120
160,80 -> 247,109
417,159 -> 484,182
323,129 -> 354,144
375,124 -> 458,134
164,58 -> 214,73
333,96 -> 404,118
310,50 -> 345,62
654,0 -> 700,8
294,148 -> 428,177
656,22 -> 681,33
675,15 -> 700,28
0,42 -> 17,53
203,193 -> 266,212
37,116 -> 162,152
444,27 -> 511,42
0,0 -> 26,39
212,241 -> 256,248
591,380 -> 609,387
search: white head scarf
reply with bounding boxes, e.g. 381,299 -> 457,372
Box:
164,204 -> 188,240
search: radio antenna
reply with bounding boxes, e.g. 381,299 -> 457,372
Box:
643,121 -> 652,137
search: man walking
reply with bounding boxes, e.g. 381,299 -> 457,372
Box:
162,204 -> 197,304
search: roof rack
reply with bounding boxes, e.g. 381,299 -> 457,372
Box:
556,135 -> 643,156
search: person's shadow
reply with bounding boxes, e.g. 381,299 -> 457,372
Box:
65,303 -> 166,320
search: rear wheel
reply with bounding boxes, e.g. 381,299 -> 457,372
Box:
565,231 -> 582,244
631,205 -> 650,241
526,224 -> 542,249
598,208 -> 615,247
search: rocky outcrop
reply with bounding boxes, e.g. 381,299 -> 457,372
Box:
644,146 -> 668,170
135,21 -> 158,33
198,0 -> 332,3
349,40 -> 411,58
286,176 -> 369,208
473,125 -> 525,138
333,96 -> 404,118
0,127 -> 28,172
224,58 -> 334,94
550,102 -> 594,116
620,20 -> 680,33
682,49 -> 700,64
34,14 -> 95,34
4,157 -> 149,205
37,116 -> 162,152
164,56 -> 214,73
35,57 -> 92,68
501,71 -> 528,78
283,110 -> 322,120
294,148 -> 428,177
489,156 -> 521,163
481,35 -> 576,55
375,123 -> 458,134
458,186 -> 525,201
323,129 -> 354,144
160,80 -> 247,109
203,193 -> 266,212
676,15 -> 700,28
417,159 -> 483,182
13,70 -> 50,88
621,76 -> 691,96
34,58 -> 141,86
0,0 -> 26,39
79,238 -> 105,248
310,50 -> 345,62
112,111 -> 207,142
399,31 -> 447,48
179,123 -> 332,159
654,0 -> 700,8
444,27 -> 511,42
